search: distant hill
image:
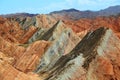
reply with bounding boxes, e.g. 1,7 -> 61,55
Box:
0,13 -> 38,18
50,5 -> 120,20
98,5 -> 120,16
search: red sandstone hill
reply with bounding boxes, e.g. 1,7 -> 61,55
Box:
0,16 -> 38,43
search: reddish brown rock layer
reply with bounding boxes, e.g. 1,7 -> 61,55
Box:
0,55 -> 41,80
0,36 -> 25,62
64,16 -> 120,38
0,17 -> 23,43
14,41 -> 49,72
19,26 -> 38,44
0,35 -> 49,80
0,17 -> 38,43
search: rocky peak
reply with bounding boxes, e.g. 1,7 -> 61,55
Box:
38,27 -> 120,80
34,20 -> 80,73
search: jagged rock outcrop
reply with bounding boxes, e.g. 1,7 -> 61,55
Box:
0,16 -> 81,80
35,14 -> 57,28
3,14 -> 58,44
27,27 -> 48,43
87,29 -> 120,80
36,27 -> 120,80
35,20 -> 80,73
26,14 -> 57,43
9,14 -> 57,29
27,20 -> 61,43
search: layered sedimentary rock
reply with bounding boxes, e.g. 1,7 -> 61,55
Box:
0,17 -> 81,80
0,17 -> 24,43
14,41 -> 49,72
36,27 -> 120,80
35,20 -> 80,73
0,35 -> 49,80
27,27 -> 48,43
0,33 -> 49,70
0,17 -> 40,44
10,14 -> 57,29
18,26 -> 38,44
35,14 -> 57,28
0,52 -> 41,80
0,36 -> 25,61
87,29 -> 120,80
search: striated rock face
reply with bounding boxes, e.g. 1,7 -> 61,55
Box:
87,29 -> 120,80
0,17 -> 40,44
10,14 -> 57,29
3,14 -> 57,44
0,15 -> 81,80
27,27 -> 48,43
35,14 -> 57,28
18,26 -> 38,44
0,36 -> 49,80
0,36 -> 25,61
35,20 -> 80,73
0,53 -> 41,80
14,40 -> 49,72
0,16 -> 24,43
36,27 -> 120,80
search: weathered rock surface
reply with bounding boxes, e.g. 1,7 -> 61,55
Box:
0,16 -> 81,80
0,35 -> 49,80
87,29 -> 120,80
0,36 -> 25,62
0,16 -> 24,43
0,17 -> 40,44
10,14 -> 56,29
37,27 -> 120,80
0,53 -> 41,80
35,20 -> 80,73
18,26 -> 38,44
14,40 -> 49,72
